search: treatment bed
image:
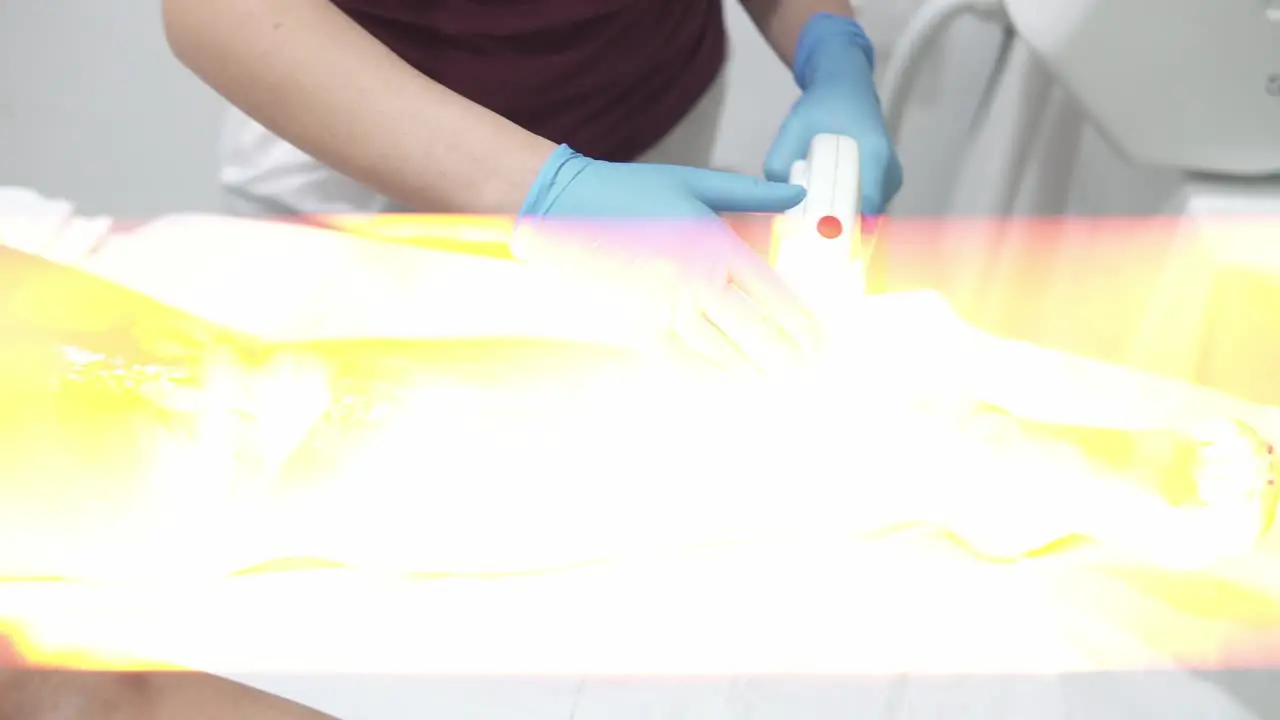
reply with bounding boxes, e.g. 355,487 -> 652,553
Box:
0,198 -> 1277,719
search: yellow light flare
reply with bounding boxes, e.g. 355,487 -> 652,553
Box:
0,213 -> 1278,676
0,620 -> 181,672
314,212 -> 516,259
868,216 -> 1280,405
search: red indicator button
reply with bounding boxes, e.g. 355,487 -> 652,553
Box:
816,215 -> 843,239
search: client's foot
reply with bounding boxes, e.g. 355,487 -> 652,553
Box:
1178,419 -> 1279,559
936,405 -> 1279,566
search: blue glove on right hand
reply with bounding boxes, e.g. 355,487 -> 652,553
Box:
764,13 -> 902,215
514,145 -> 818,370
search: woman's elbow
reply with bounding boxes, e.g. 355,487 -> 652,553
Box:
159,0 -> 201,66
160,0 -> 236,72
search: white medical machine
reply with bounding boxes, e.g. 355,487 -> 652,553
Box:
878,0 -> 1280,216
770,0 -> 1280,378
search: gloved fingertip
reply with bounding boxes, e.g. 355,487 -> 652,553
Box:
744,182 -> 805,213
763,120 -> 808,184
856,169 -> 884,215
780,179 -> 807,197
885,157 -> 904,197
762,158 -> 790,184
683,168 -> 805,213
769,180 -> 807,210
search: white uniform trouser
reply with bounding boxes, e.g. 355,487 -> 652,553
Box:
219,74 -> 728,217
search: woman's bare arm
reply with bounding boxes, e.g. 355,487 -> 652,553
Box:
161,0 -> 557,214
740,0 -> 857,67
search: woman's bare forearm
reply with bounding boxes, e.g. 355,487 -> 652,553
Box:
740,0 -> 856,67
161,0 -> 557,213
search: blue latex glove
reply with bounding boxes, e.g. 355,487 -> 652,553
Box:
515,144 -> 819,370
765,13 -> 902,215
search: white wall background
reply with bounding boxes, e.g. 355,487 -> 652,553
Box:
0,0 -> 804,218
0,0 -> 225,216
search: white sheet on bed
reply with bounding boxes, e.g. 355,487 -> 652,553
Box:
3,535 -> 1271,720
2,204 -> 1277,719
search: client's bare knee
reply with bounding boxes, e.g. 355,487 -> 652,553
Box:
0,669 -> 152,720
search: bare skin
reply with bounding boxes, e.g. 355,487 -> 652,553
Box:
161,0 -> 556,214
159,0 -> 857,214
0,669 -> 336,720
741,0 -> 859,67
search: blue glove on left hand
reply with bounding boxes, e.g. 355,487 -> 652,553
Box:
765,13 -> 903,215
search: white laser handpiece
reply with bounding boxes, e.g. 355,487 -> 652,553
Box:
770,134 -> 866,337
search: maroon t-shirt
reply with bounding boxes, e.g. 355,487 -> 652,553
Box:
331,0 -> 726,162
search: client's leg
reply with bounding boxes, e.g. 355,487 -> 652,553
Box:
0,668 -> 336,720
939,404 -> 1278,565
